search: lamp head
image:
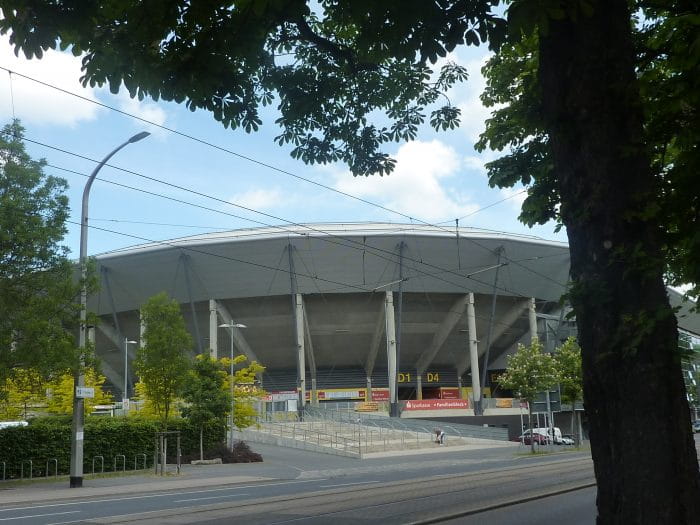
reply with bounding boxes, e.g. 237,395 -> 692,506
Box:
128,131 -> 150,143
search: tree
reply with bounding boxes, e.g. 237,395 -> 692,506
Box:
0,120 -> 84,384
181,354 -> 230,460
135,292 -> 192,429
3,1 -> 699,520
0,368 -> 46,420
497,337 -> 558,452
224,355 -> 266,431
553,337 -> 583,445
45,368 -> 113,415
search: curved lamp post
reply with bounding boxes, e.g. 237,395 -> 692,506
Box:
70,131 -> 150,488
219,322 -> 247,450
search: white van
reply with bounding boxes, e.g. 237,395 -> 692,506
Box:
532,427 -> 563,444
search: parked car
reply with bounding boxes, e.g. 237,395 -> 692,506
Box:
693,420 -> 700,433
560,434 -> 575,445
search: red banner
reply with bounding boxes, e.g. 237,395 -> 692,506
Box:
404,399 -> 470,410
371,389 -> 390,401
439,388 -> 460,399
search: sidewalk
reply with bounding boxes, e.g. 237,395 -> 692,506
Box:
0,466 -> 275,506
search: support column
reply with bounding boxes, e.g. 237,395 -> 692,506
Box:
385,291 -> 398,416
366,377 -> 372,401
416,374 -> 423,400
458,376 -> 464,399
209,299 -> 218,358
139,311 -> 146,347
294,293 -> 306,410
301,298 -> 317,406
529,298 -> 538,342
181,254 -> 203,354
467,292 -> 481,409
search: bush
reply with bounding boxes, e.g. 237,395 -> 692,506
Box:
179,441 -> 263,464
0,416 -> 226,478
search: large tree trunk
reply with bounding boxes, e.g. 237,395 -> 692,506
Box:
537,1 -> 700,522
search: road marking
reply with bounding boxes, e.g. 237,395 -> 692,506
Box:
0,478 -> 327,512
0,511 -> 80,521
174,493 -> 249,503
319,481 -> 380,488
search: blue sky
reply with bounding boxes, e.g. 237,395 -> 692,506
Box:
0,35 -> 566,258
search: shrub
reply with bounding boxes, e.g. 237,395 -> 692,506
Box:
0,416 -> 226,478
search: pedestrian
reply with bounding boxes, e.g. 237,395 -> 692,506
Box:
435,428 -> 445,445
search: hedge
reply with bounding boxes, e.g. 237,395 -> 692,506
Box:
0,417 -> 226,479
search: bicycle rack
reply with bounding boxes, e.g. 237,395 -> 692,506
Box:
114,455 -> 126,472
92,456 -> 104,475
134,453 -> 147,470
46,459 -> 58,478
20,459 -> 32,480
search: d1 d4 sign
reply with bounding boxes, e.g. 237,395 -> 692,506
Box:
75,386 -> 95,399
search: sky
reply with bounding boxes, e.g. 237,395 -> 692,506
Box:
0,34 -> 567,259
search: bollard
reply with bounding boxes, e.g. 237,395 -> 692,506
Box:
92,456 -> 104,475
46,459 -> 58,478
114,454 -> 126,473
20,459 -> 32,480
134,453 -> 147,471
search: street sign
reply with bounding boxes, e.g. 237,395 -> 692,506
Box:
75,386 -> 95,399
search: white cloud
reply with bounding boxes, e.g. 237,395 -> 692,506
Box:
0,38 -> 101,126
230,187 -> 286,210
334,140 -> 479,222
115,90 -> 168,137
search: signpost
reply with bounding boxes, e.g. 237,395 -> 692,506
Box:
75,387 -> 95,399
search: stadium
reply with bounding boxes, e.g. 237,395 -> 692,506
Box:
87,223 -> 700,419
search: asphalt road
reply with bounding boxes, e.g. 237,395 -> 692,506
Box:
0,445 -> 596,524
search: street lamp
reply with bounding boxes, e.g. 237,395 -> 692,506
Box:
123,338 -> 138,404
219,322 -> 247,450
70,131 -> 150,489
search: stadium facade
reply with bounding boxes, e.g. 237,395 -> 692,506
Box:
88,223 -> 700,414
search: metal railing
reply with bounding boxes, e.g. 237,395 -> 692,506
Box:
304,406 -> 510,442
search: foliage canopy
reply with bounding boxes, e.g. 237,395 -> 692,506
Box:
135,292 -> 192,428
0,120 -> 85,383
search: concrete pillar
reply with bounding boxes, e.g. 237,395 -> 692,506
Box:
416,374 -> 423,400
385,291 -> 398,412
366,377 -> 372,401
458,376 -> 464,399
139,311 -> 145,347
311,377 -> 317,405
529,297 -> 538,343
209,299 -> 218,358
295,293 -> 306,408
467,292 -> 481,404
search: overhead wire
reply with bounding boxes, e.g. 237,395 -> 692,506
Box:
0,67 -> 567,288
24,138 -> 557,300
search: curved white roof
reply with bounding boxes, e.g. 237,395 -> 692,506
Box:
90,223 -> 571,315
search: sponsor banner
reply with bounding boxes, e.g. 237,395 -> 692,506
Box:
439,388 -> 460,399
496,398 -> 515,408
371,389 -> 390,401
404,399 -> 470,411
321,389 -> 365,400
263,390 -> 297,402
